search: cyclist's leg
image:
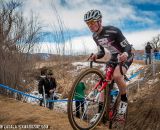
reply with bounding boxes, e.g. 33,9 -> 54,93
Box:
113,65 -> 127,96
113,54 -> 133,97
113,66 -> 128,113
113,58 -> 133,115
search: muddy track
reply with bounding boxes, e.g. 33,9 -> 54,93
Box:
125,82 -> 160,130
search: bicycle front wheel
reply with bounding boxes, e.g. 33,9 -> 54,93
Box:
67,68 -> 109,130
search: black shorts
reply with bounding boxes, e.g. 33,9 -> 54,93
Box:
109,53 -> 134,70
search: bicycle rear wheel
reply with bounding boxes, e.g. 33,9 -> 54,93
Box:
67,68 -> 109,130
109,94 -> 128,130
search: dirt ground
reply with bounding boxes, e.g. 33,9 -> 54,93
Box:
0,81 -> 160,130
0,96 -> 72,130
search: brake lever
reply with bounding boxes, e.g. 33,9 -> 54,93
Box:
87,53 -> 94,61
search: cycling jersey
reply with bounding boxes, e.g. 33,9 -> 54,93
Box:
93,26 -> 132,59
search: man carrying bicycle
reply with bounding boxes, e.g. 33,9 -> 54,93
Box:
84,9 -> 133,117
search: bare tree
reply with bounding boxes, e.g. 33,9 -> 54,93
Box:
45,1 -> 75,97
0,0 -> 42,97
150,34 -> 160,49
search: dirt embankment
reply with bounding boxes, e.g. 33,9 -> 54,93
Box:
125,81 -> 160,130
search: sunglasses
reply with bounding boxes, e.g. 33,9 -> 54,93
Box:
86,20 -> 97,26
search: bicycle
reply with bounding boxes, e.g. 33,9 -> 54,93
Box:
67,58 -> 129,130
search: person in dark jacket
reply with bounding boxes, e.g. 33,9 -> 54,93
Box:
145,42 -> 152,65
38,69 -> 57,110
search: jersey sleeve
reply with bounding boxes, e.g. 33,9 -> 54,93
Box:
93,35 -> 105,59
116,28 -> 132,54
96,45 -> 105,59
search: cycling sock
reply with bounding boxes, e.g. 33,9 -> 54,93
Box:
121,94 -> 128,102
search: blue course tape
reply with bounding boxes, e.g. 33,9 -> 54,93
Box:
128,69 -> 143,80
0,84 -> 78,102
0,84 -> 41,100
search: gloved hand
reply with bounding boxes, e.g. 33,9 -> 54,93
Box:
89,53 -> 97,61
118,52 -> 128,62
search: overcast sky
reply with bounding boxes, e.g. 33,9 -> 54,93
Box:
22,0 -> 160,54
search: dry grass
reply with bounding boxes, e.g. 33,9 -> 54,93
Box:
0,95 -> 72,130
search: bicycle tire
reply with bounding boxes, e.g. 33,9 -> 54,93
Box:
67,68 -> 109,130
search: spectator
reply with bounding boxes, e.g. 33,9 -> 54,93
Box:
74,81 -> 86,118
38,69 -> 57,110
38,67 -> 47,106
154,48 -> 159,60
145,42 -> 152,65
40,67 -> 47,77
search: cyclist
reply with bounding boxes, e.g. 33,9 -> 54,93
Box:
84,9 -> 133,117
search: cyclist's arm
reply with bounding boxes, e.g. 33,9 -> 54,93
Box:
123,41 -> 132,54
92,33 -> 105,59
117,28 -> 132,55
96,45 -> 105,59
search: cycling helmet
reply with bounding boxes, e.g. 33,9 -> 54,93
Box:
84,9 -> 102,22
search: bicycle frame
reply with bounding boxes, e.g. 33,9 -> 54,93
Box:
90,61 -> 117,92
92,65 -> 114,92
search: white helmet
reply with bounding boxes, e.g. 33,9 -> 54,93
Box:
84,9 -> 102,22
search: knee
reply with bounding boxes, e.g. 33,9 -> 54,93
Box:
113,73 -> 121,81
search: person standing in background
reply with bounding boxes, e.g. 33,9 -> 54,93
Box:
154,48 -> 159,60
38,69 -> 57,110
145,42 -> 152,65
74,81 -> 86,118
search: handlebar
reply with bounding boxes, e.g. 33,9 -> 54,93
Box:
89,60 -> 124,75
88,53 -> 124,75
